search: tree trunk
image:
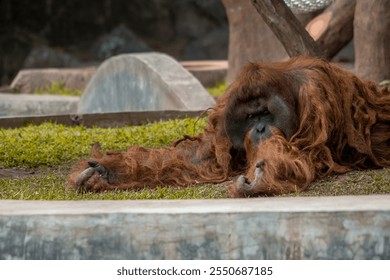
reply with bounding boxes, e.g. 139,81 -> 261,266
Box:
251,0 -> 323,58
306,0 -> 355,59
354,0 -> 390,82
222,0 -> 288,82
222,0 -> 321,83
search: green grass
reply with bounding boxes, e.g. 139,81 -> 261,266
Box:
0,118 -> 206,168
284,169 -> 390,197
34,81 -> 82,96
0,119 -> 389,200
0,172 -> 229,200
207,82 -> 228,97
1,168 -> 388,200
0,118 -> 228,200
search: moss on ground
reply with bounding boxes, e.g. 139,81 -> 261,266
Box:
0,119 -> 389,200
34,81 -> 82,96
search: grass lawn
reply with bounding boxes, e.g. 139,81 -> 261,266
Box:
0,119 -> 389,200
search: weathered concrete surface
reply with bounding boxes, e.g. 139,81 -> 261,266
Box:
0,93 -> 78,116
0,195 -> 389,260
10,67 -> 96,93
78,53 -> 215,114
181,60 -> 227,87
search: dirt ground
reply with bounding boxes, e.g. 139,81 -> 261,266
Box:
0,168 -> 37,179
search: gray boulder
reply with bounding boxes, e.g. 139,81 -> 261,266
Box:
78,53 -> 215,113
23,46 -> 81,69
92,25 -> 152,60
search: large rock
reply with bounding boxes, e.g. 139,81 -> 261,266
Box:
92,25 -> 152,60
78,53 -> 215,113
0,28 -> 43,85
23,46 -> 81,69
182,26 -> 228,60
1,1 -> 229,85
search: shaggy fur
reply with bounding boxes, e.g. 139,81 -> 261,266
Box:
68,56 -> 390,197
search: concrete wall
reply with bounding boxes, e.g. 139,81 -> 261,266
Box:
1,195 -> 389,260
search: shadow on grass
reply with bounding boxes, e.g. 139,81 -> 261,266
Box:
1,166 -> 389,200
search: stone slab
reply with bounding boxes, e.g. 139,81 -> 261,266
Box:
0,110 -> 203,129
78,53 -> 216,114
5,61 -> 225,95
10,67 -> 97,93
181,60 -> 227,87
1,195 -> 389,260
0,93 -> 79,116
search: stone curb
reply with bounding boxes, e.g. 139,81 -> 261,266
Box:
0,93 -> 79,116
1,195 -> 389,260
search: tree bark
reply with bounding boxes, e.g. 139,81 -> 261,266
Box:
222,0 -> 288,82
251,0 -> 323,58
306,0 -> 355,59
354,0 -> 390,82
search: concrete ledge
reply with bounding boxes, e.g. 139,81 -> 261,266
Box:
0,93 -> 79,116
181,60 -> 227,87
1,195 -> 389,260
10,67 -> 96,93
